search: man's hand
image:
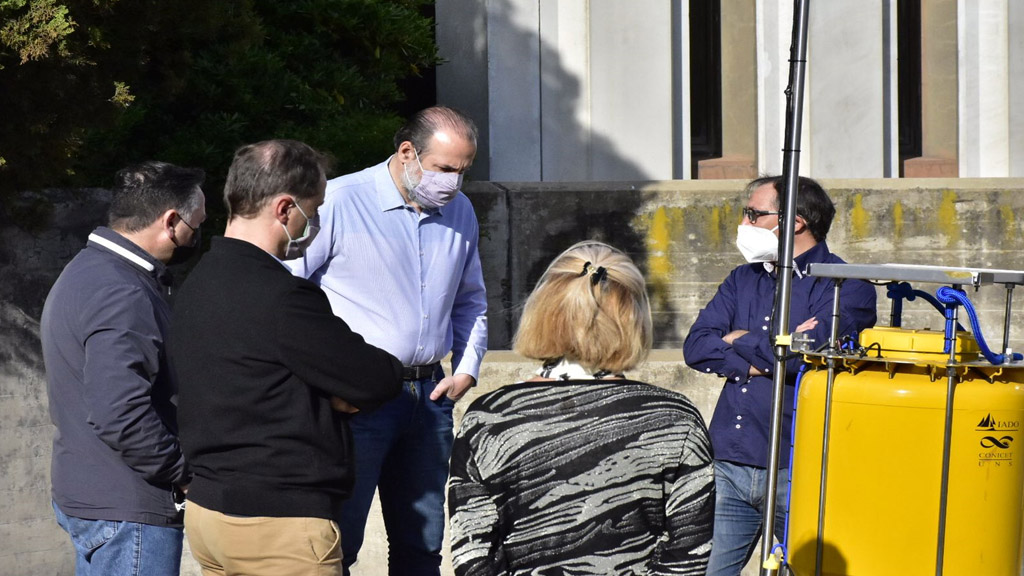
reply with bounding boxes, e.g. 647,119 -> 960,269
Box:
795,317 -> 818,333
722,329 -> 749,345
330,396 -> 360,413
724,317 -> 816,346
430,373 -> 476,401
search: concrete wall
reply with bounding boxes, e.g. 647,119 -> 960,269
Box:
437,0 -> 676,182
4,178 -> 1024,575
0,189 -> 111,575
808,2 -> 890,177
438,0 -> 1024,181
1012,1 -> 1024,177
471,178 -> 1024,350
959,0 -> 1010,177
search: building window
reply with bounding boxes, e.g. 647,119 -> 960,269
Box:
897,0 -> 923,173
689,0 -> 722,176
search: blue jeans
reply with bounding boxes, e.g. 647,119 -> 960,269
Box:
52,501 -> 183,576
706,461 -> 791,576
339,378 -> 455,576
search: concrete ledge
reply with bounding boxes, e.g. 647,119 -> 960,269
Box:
455,348 -> 717,424
903,156 -> 958,178
697,156 -> 758,180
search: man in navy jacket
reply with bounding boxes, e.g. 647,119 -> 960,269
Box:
684,176 -> 876,576
42,161 -> 206,576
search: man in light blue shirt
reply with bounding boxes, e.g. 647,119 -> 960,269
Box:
287,106 -> 487,575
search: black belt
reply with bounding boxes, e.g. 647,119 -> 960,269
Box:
402,363 -> 440,380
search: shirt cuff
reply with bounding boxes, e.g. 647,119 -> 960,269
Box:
731,333 -> 773,376
452,344 -> 486,382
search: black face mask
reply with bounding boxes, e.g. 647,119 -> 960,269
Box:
167,227 -> 201,266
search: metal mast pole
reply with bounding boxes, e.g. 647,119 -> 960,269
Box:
759,0 -> 811,574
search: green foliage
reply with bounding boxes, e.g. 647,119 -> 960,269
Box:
0,0 -> 439,207
0,0 -> 79,65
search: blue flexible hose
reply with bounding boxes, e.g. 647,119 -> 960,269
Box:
935,286 -> 1023,365
887,282 -> 964,331
779,365 -> 808,563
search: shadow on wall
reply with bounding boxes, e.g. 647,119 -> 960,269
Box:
505,187 -> 675,347
0,189 -> 111,320
481,0 -> 654,182
0,188 -> 115,576
476,0 -> 679,349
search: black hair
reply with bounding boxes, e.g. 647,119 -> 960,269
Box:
747,175 -> 835,242
108,161 -> 205,232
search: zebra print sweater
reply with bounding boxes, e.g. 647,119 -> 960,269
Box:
448,379 -> 715,575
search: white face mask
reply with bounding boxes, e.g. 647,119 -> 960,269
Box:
282,198 -> 320,259
736,224 -> 779,263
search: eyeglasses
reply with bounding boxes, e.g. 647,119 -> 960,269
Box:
742,207 -> 780,224
177,214 -> 199,233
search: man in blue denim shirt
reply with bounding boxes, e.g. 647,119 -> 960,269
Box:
41,162 -> 205,576
683,176 -> 876,576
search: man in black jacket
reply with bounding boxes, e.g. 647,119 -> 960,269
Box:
170,139 -> 403,576
42,161 -> 205,576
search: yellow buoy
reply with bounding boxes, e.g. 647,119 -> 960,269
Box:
788,327 -> 1024,576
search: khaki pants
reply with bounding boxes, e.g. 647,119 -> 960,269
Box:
185,501 -> 341,576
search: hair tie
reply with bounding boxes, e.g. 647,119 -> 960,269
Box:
578,260 -> 607,285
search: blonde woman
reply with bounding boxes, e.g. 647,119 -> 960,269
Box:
448,241 -> 714,575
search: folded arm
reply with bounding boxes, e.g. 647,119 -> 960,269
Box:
277,282 -> 403,411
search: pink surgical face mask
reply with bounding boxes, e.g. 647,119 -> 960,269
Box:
403,149 -> 463,209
